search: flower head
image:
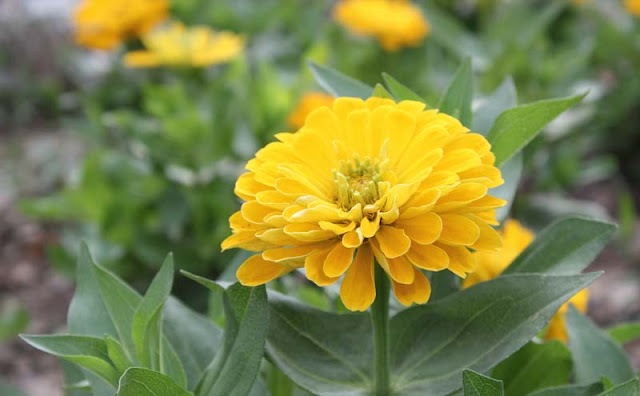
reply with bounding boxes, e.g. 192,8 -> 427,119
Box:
222,97 -> 506,311
124,22 -> 244,68
463,219 -> 589,342
333,0 -> 429,51
625,0 -> 640,16
73,0 -> 167,50
288,93 -> 336,130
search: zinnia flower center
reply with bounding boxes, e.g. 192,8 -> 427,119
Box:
334,155 -> 387,210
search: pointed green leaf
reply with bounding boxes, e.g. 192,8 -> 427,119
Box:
463,370 -> 504,396
266,293 -> 373,396
608,322 -> 640,345
492,341 -> 572,395
372,84 -> 393,99
382,73 -> 424,103
116,368 -> 192,396
160,337 -> 188,390
566,306 -> 634,385
473,77 -> 517,136
163,297 -> 222,390
105,335 -> 133,374
487,94 -> 585,167
597,377 -> 640,395
133,254 -> 174,368
181,270 -> 229,293
439,58 -> 473,126
197,283 -> 269,396
390,273 -> 599,395
503,217 -> 616,275
21,334 -> 119,386
308,61 -> 372,99
529,382 -> 604,396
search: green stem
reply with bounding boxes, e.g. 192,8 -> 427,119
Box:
371,264 -> 391,396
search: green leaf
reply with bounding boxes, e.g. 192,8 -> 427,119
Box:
133,254 -> 174,369
181,270 -> 228,293
608,323 -> 640,345
439,58 -> 473,126
473,77 -> 517,136
372,84 -> 393,99
21,334 -> 119,386
163,297 -> 222,390
197,283 -> 269,396
116,368 -> 192,396
492,154 -> 522,223
597,377 -> 640,395
92,259 -> 142,360
529,382 -> 604,396
487,94 -> 584,167
307,61 -> 372,99
492,341 -> 572,395
463,370 -> 504,396
266,293 -> 373,396
390,273 -> 599,395
105,335 -> 133,374
67,244 -> 117,338
566,306 -> 634,385
381,73 -> 424,103
503,217 -> 616,275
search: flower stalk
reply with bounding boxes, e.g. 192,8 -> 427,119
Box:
371,263 -> 391,396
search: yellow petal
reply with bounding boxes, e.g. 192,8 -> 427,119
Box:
256,190 -> 293,210
407,243 -> 449,271
465,195 -> 507,212
319,221 -> 356,235
323,243 -> 355,278
262,244 -> 325,262
397,212 -> 442,244
283,223 -> 336,242
342,229 -> 364,248
237,255 -> 293,286
123,51 -> 161,68
458,165 -> 503,188
387,255 -> 415,284
438,214 -> 480,246
400,188 -> 442,219
437,244 -> 477,278
305,247 -> 340,286
229,211 -> 265,232
434,148 -> 481,173
340,244 -> 376,311
360,215 -> 381,238
255,228 -> 301,246
374,226 -> 411,259
433,183 -> 488,213
241,201 -> 276,224
444,133 -> 491,155
468,216 -> 503,252
221,232 -> 276,252
235,172 -> 269,200
391,267 -> 432,306
284,204 -> 343,223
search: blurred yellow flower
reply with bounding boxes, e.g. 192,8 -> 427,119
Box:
288,93 -> 336,130
124,22 -> 245,68
222,97 -> 505,311
73,0 -> 168,50
625,0 -> 640,16
463,219 -> 589,342
333,0 -> 429,51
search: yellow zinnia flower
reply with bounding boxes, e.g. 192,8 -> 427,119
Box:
124,22 -> 244,68
624,0 -> 640,16
73,0 -> 168,50
463,219 -> 589,342
333,0 -> 429,51
222,97 -> 506,311
288,93 -> 336,130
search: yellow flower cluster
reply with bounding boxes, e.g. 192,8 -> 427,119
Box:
223,97 -> 506,311
288,93 -> 336,130
124,22 -> 245,68
333,0 -> 429,51
73,0 -> 168,50
464,219 -> 589,342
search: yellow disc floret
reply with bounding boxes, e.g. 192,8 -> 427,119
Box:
223,97 -> 506,311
